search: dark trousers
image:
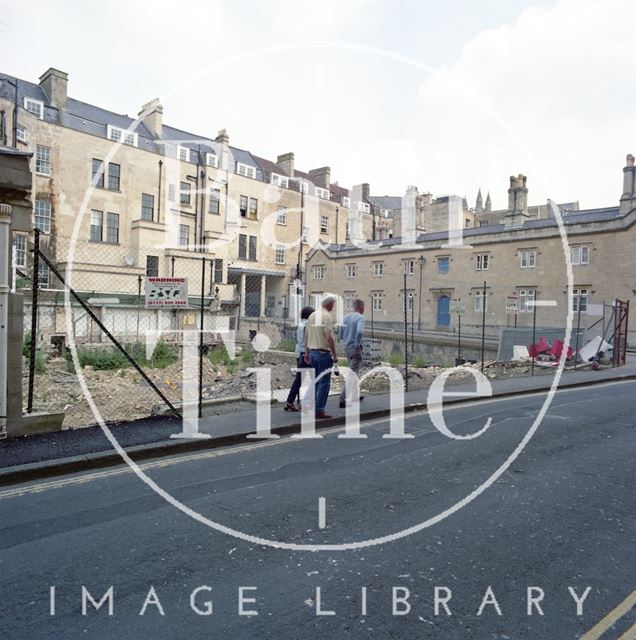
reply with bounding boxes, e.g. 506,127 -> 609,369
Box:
310,350 -> 333,414
286,355 -> 311,405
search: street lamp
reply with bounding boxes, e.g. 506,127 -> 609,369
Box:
418,255 -> 425,330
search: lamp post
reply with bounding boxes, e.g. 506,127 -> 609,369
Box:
418,255 -> 425,330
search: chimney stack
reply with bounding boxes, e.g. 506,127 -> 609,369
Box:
620,153 -> 636,215
277,152 -> 295,177
139,98 -> 163,138
504,174 -> 529,228
215,128 -> 229,145
308,166 -> 331,189
215,129 -> 230,171
39,68 -> 68,109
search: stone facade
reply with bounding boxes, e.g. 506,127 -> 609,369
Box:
0,67 -> 377,319
306,159 -> 636,343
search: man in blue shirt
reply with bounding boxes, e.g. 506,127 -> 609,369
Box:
338,299 -> 366,408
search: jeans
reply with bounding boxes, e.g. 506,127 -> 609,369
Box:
339,346 -> 363,402
286,355 -> 310,405
310,350 -> 333,414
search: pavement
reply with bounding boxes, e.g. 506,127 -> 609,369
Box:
1,356 -> 635,486
1,381 -> 635,639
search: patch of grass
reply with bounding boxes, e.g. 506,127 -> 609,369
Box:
23,333 -> 47,373
129,341 -> 178,369
207,345 -> 241,374
412,355 -> 427,368
226,359 -> 239,375
66,346 -> 128,371
208,345 -> 233,367
23,333 -> 32,358
277,338 -> 296,353
388,352 -> 405,367
240,350 -> 254,366
64,341 -> 177,372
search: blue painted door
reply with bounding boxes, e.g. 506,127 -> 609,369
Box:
437,295 -> 451,327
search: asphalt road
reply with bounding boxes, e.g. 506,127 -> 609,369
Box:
1,380 -> 635,640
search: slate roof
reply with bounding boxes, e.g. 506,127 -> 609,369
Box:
0,71 -> 345,189
325,206 -> 625,253
369,195 -> 402,210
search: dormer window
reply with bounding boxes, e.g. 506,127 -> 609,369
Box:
271,173 -> 289,188
24,97 -> 43,119
236,162 -> 256,179
107,124 -> 138,147
206,153 -> 218,168
299,181 -> 309,194
342,196 -> 350,208
358,202 -> 370,213
315,186 -> 330,200
178,145 -> 191,162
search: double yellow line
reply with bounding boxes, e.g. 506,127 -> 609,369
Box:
581,590 -> 636,640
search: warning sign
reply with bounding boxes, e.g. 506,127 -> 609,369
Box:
145,277 -> 188,307
506,295 -> 519,315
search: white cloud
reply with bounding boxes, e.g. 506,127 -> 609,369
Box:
415,0 -> 636,209
270,0 -> 370,40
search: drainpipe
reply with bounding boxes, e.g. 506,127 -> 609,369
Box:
12,78 -> 18,148
0,203 -> 12,436
0,111 -> 6,147
185,172 -> 198,249
157,159 -> 163,224
198,144 -> 206,252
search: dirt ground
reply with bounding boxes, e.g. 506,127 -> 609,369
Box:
23,353 -> 299,429
23,353 -> 555,430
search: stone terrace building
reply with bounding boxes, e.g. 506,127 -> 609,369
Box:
0,67 -> 376,327
306,158 -> 636,342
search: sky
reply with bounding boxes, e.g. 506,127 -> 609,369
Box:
0,0 -> 634,210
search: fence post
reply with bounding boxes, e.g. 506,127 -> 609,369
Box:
370,295 -> 374,338
136,274 -> 142,344
531,290 -> 538,376
27,227 -> 40,414
410,295 -> 414,361
573,292 -> 582,371
199,256 -> 206,420
403,271 -> 409,392
0,203 -> 11,436
480,280 -> 486,374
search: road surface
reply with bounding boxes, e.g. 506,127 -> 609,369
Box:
0,380 -> 635,639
